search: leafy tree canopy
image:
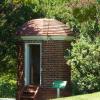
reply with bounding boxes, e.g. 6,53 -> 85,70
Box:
65,0 -> 100,94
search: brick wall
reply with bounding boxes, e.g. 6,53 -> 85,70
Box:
36,87 -> 71,100
17,40 -> 71,100
42,40 -> 71,88
16,42 -> 24,99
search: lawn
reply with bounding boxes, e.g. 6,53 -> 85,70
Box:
51,92 -> 100,100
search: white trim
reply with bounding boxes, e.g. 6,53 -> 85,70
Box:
40,43 -> 42,86
21,35 -> 74,41
24,43 -> 42,85
24,44 -> 30,85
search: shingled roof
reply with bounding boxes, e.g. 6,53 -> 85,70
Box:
17,18 -> 72,36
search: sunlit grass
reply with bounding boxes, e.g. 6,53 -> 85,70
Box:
51,92 -> 100,100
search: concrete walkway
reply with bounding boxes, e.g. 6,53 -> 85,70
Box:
0,98 -> 15,100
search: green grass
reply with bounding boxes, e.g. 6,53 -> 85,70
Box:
51,92 -> 100,100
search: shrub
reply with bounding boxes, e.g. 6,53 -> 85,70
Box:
65,37 -> 100,95
0,74 -> 16,97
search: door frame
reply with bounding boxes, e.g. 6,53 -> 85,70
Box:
24,43 -> 42,86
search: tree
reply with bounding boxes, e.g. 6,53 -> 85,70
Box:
65,37 -> 100,94
65,0 -> 100,94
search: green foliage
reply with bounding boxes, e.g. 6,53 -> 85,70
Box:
72,4 -> 97,22
40,0 -> 71,22
0,74 -> 16,97
66,37 -> 100,94
68,1 -> 100,36
65,0 -> 100,95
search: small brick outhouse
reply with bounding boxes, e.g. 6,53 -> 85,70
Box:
16,18 -> 74,100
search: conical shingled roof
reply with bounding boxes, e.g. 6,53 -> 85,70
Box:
17,18 -> 72,36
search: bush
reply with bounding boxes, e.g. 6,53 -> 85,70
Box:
0,74 -> 16,97
65,37 -> 100,95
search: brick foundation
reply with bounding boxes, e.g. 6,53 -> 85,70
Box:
36,87 -> 71,100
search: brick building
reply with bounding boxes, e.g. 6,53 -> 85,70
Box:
16,18 -> 74,100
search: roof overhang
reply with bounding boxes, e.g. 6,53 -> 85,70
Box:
19,35 -> 74,41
